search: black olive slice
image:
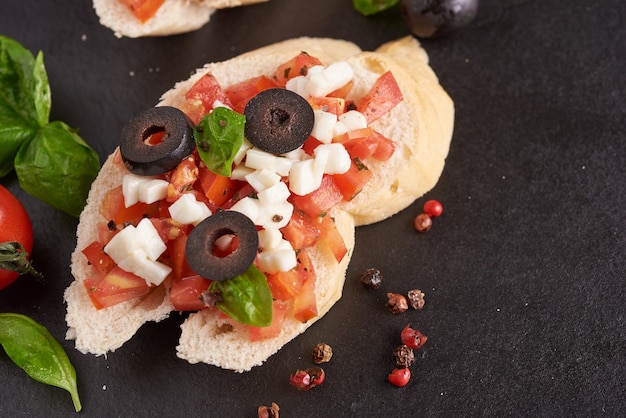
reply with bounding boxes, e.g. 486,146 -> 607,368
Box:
185,210 -> 259,281
244,88 -> 314,154
119,106 -> 195,176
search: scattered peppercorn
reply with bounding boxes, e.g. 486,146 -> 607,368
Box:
423,199 -> 443,217
386,292 -> 409,314
393,344 -> 415,367
388,367 -> 411,387
414,213 -> 432,232
312,343 -> 333,364
400,324 -> 428,349
289,367 -> 325,391
407,289 -> 425,310
359,267 -> 383,289
257,402 -> 280,418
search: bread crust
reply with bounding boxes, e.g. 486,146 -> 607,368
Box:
65,37 -> 453,371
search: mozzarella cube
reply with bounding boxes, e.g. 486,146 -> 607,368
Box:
322,61 -> 354,93
122,174 -> 144,207
103,224 -> 138,264
168,193 -> 211,226
306,72 -> 332,98
258,201 -> 293,229
257,247 -> 298,274
314,143 -> 351,175
135,218 -> 167,261
257,182 -> 290,206
230,197 -> 262,225
233,138 -> 253,165
245,149 -> 292,177
245,169 -> 281,193
139,179 -> 169,205
117,248 -> 171,286
339,110 -> 368,131
122,174 -> 168,207
289,158 -> 324,196
230,164 -> 254,181
311,110 -> 338,144
258,228 -> 283,250
285,76 -> 308,98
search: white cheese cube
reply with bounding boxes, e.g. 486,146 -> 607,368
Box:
285,76 -> 308,98
257,182 -> 290,206
257,248 -> 298,274
258,228 -> 283,250
122,174 -> 144,207
233,138 -> 253,165
245,169 -> 281,193
103,224 -> 138,264
135,218 -> 167,261
311,110 -> 338,144
230,164 -> 254,181
229,197 -> 262,225
245,149 -> 292,177
139,179 -> 169,205
314,143 -> 351,175
122,174 -> 168,207
168,193 -> 212,226
117,248 -> 171,286
306,73 -> 331,98
322,61 -> 354,93
258,201 -> 293,229
289,158 -> 324,196
339,110 -> 368,131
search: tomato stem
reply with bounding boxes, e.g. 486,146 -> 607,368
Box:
0,242 -> 44,282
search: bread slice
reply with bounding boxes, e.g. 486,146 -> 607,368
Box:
65,37 -> 454,371
93,0 -> 268,38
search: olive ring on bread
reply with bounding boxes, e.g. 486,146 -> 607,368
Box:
65,36 -> 454,372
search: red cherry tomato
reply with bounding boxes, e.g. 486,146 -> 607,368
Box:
0,185 -> 35,290
388,367 -> 411,387
423,199 -> 443,217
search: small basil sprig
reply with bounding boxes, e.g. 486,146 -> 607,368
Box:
0,313 -> 81,412
194,106 -> 245,177
0,36 -> 99,217
210,264 -> 273,327
353,0 -> 400,16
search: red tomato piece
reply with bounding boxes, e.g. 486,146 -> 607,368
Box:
331,159 -> 373,201
316,214 -> 348,264
170,275 -> 211,311
185,73 -> 233,116
120,0 -> 165,23
291,250 -> 318,323
267,268 -> 302,301
83,266 -> 151,310
99,185 -> 160,226
248,301 -> 289,341
339,128 -> 396,162
291,175 -> 343,219
308,96 -> 346,115
166,155 -> 199,202
301,136 -> 323,156
0,185 -> 35,289
356,71 -> 403,124
224,75 -> 277,114
81,241 -> 114,276
272,52 -> 323,87
280,210 -> 320,251
328,80 -> 354,99
198,166 -> 239,209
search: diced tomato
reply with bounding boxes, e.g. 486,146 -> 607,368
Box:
99,185 -> 160,226
224,75 -> 278,114
281,210 -> 320,250
331,159 -> 373,201
356,71 -> 403,124
272,52 -> 323,87
83,267 -> 151,310
337,127 -> 396,162
96,221 -> 117,244
291,250 -> 318,323
302,136 -> 322,156
150,218 -> 188,243
170,275 -> 211,311
164,233 -> 197,282
291,175 -> 343,218
248,301 -> 289,341
166,155 -> 199,202
120,0 -> 165,23
179,99 -> 206,125
316,214 -> 348,264
198,166 -> 239,209
308,96 -> 345,116
82,241 -> 115,276
221,183 -> 256,209
328,80 -> 354,99
185,73 -> 233,116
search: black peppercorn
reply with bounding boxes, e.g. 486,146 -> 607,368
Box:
393,344 -> 415,367
360,268 -> 383,289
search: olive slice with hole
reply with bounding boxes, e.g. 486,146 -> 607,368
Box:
185,210 -> 259,281
119,106 -> 195,176
244,88 -> 314,154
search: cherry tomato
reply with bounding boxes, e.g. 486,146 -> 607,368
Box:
388,367 -> 411,387
423,199 -> 443,217
0,185 -> 35,289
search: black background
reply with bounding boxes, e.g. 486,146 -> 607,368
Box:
1,0 -> 624,416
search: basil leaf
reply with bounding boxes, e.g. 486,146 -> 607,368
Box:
14,121 -> 100,217
194,107 -> 245,177
0,36 -> 50,176
353,0 -> 400,16
210,264 -> 273,327
0,313 -> 82,412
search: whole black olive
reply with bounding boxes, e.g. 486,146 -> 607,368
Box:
185,210 -> 259,281
119,106 -> 195,176
244,88 -> 314,154
401,0 -> 479,39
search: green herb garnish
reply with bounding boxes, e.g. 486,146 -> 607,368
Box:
353,0 -> 400,16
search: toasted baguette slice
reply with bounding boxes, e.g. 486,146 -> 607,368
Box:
93,0 -> 268,38
65,37 -> 453,371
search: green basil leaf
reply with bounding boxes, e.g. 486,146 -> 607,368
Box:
0,36 -> 50,176
14,121 -> 100,217
194,107 -> 245,177
353,0 -> 400,16
0,313 -> 81,412
210,264 -> 273,327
